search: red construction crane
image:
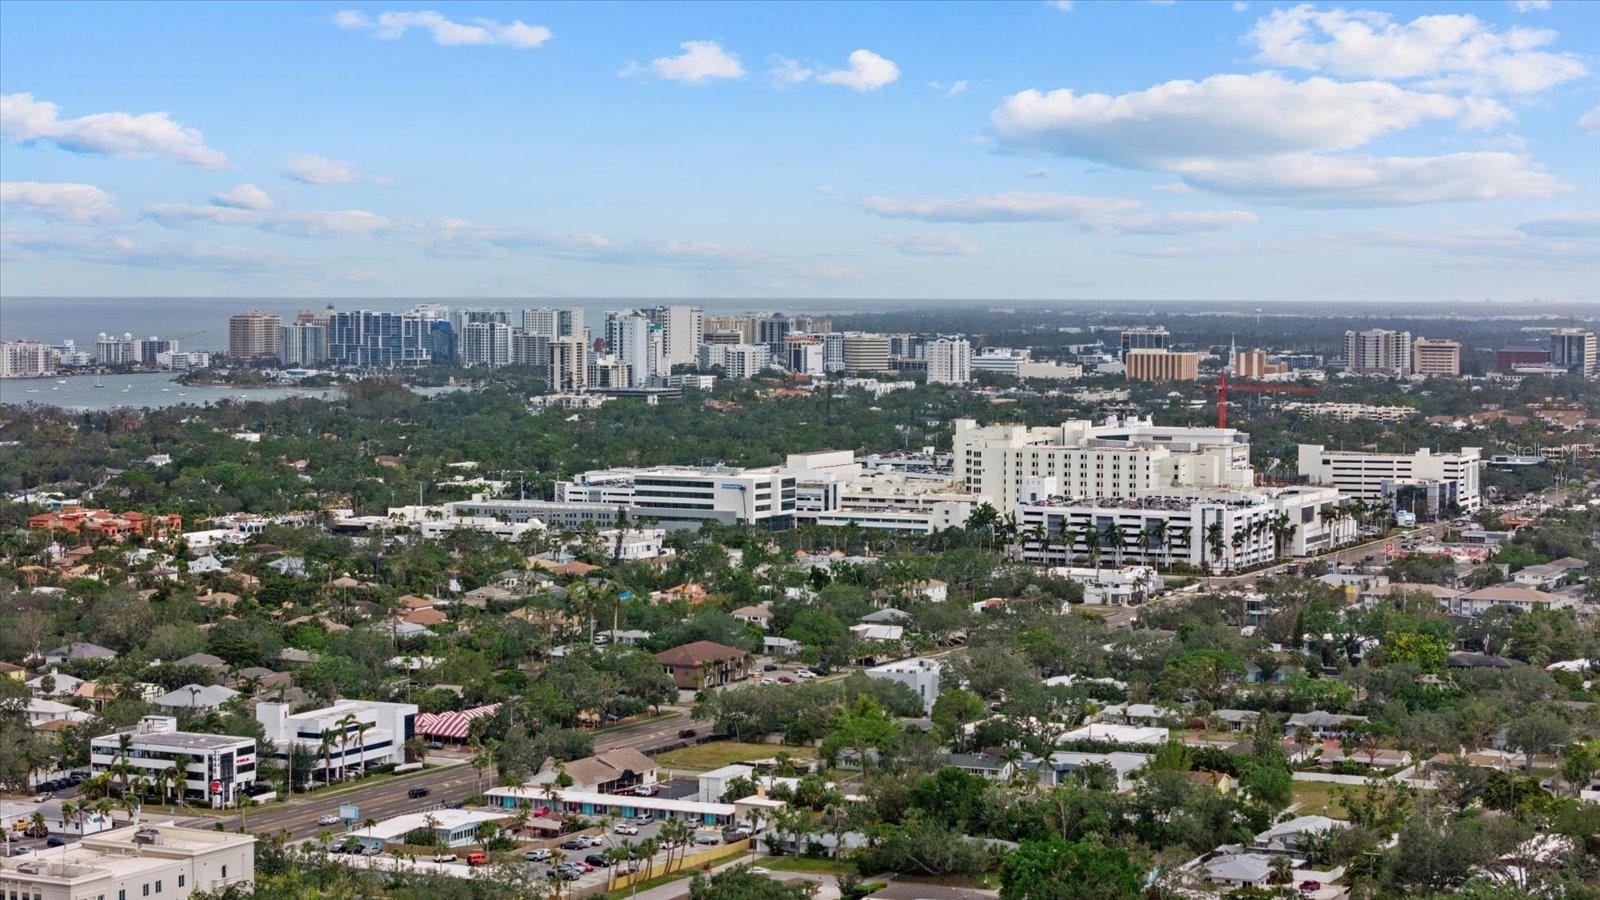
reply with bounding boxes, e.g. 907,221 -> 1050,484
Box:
1211,371 -> 1321,429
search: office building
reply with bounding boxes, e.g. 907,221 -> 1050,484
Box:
1343,329 -> 1412,375
1125,349 -> 1201,381
521,307 -> 584,341
460,464 -> 798,530
758,314 -> 791,356
822,332 -> 846,372
458,321 -> 512,368
606,312 -> 666,387
0,824 -> 255,900
90,716 -> 256,807
278,322 -> 327,366
1551,328 -> 1597,378
256,700 -> 416,782
784,335 -> 825,376
1232,348 -> 1288,379
841,333 -> 892,372
1,340 -> 55,378
1119,326 -> 1169,359
1412,338 -> 1461,376
548,336 -> 589,392
227,312 -> 282,359
94,332 -> 135,365
925,338 -> 972,386
698,343 -> 772,380
1014,485 -> 1348,573
650,305 -> 704,367
704,314 -> 757,344
953,415 -> 1253,510
1495,347 -> 1551,372
327,311 -> 433,368
971,347 -> 1030,377
1298,444 -> 1481,512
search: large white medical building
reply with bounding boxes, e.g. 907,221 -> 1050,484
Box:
953,416 -> 1254,510
1297,444 -> 1481,512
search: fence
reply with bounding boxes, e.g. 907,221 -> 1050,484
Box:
605,838 -> 751,892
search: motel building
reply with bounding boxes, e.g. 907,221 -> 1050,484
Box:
483,786 -> 738,828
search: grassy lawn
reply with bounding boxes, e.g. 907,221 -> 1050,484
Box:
765,856 -> 852,874
654,741 -> 816,771
1290,782 -> 1350,817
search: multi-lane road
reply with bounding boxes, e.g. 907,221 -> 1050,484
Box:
176,712 -> 714,841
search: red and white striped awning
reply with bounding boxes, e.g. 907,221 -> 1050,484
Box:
416,703 -> 500,740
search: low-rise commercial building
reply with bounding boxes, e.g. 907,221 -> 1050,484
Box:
90,717 -> 256,808
0,824 -> 254,900
256,700 -> 417,783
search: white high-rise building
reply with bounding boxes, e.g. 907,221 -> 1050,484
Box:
549,336 -> 589,392
822,333 -> 846,373
459,321 -> 513,367
279,322 -> 328,366
651,305 -> 704,368
953,416 -> 1254,510
842,333 -> 891,372
607,312 -> 666,387
784,336 -> 825,375
1344,329 -> 1413,375
1,340 -> 55,378
511,330 -> 552,368
95,332 -> 136,365
522,307 -> 585,341
699,343 -> 772,380
1298,444 -> 1481,512
926,338 -> 972,385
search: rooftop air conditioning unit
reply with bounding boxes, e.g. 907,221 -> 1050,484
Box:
133,827 -> 162,844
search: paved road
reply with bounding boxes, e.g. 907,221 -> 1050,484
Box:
180,712 -> 713,842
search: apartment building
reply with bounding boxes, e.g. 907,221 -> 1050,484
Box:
256,700 -> 417,782
648,305 -> 704,366
278,321 -> 327,366
0,825 -> 255,900
1013,485 -> 1346,573
1412,338 -> 1461,376
1297,444 -> 1481,512
0,340 -> 56,378
521,307 -> 585,341
698,342 -> 772,380
866,658 -> 942,713
90,717 -> 256,808
925,338 -> 972,385
1125,349 -> 1201,381
1344,329 -> 1412,375
1232,348 -> 1287,379
226,312 -> 281,359
606,312 -> 666,387
510,330 -> 551,369
457,321 -> 512,368
953,415 -> 1253,510
548,336 -> 589,392
326,311 -> 433,368
1281,402 -> 1419,423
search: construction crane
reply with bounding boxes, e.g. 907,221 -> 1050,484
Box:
1211,371 -> 1321,429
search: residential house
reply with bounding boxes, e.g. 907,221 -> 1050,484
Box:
866,657 -> 942,713
908,579 -> 948,603
267,556 -> 309,578
1285,711 -> 1368,739
25,698 -> 93,727
1094,703 -> 1182,727
944,752 -> 1016,781
174,652 -> 229,675
849,623 -> 904,642
731,605 -> 773,630
1453,585 -> 1573,616
1044,751 -> 1150,791
535,747 -> 657,794
1214,709 -> 1261,732
0,661 -> 24,681
655,641 -> 753,690
42,642 -> 116,665
1511,557 -> 1587,591
1255,815 -> 1348,851
26,671 -> 82,697
153,683 -> 240,711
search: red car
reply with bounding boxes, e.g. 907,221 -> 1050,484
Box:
778,676 -> 794,684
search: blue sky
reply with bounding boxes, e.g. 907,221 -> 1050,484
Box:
1,0 -> 1596,302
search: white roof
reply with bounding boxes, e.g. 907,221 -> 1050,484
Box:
1058,723 -> 1169,745
486,786 -> 736,817
698,764 -> 756,780
350,809 -> 508,842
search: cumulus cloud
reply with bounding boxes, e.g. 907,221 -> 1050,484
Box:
877,230 -> 983,256
0,181 -> 120,223
282,153 -> 387,186
768,56 -> 814,87
1578,106 -> 1600,135
990,72 -> 1565,206
1247,5 -> 1586,94
628,41 -> 745,84
1517,212 -> 1600,238
858,192 -> 1137,223
212,183 -> 272,211
817,50 -> 900,91
0,92 -> 228,168
334,9 -> 551,48
1510,0 -> 1550,11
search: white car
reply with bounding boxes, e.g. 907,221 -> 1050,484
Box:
317,814 -> 341,826
749,866 -> 773,876
432,852 -> 456,863
794,669 -> 816,679
613,823 -> 640,835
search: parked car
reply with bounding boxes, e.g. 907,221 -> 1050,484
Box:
407,787 -> 431,799
431,852 -> 456,863
426,741 -> 445,750
8,847 -> 32,857
677,728 -> 697,739
555,863 -> 583,878
750,866 -> 773,876
444,800 -> 463,809
317,813 -> 341,826
559,840 -> 585,851
361,845 -> 382,856
632,783 -> 657,796
794,669 -> 816,679
777,676 -> 794,684
31,793 -> 51,803
524,848 -> 551,861
585,854 -> 610,867
762,663 -> 778,672
45,837 -> 66,848
694,833 -> 720,845
614,823 -> 640,835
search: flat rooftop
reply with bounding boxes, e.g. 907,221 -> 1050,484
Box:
96,730 -> 252,751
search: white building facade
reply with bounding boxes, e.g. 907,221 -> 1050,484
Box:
1297,444 -> 1481,512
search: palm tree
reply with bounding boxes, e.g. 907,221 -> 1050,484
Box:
1230,529 -> 1247,572
333,713 -> 359,781
354,720 -> 376,776
317,729 -> 338,786
59,800 -> 79,834
169,754 -> 194,806
1268,854 -> 1293,889
1147,519 -> 1170,571
1083,523 -> 1104,573
1205,522 -> 1225,572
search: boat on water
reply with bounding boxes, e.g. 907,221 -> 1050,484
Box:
93,381 -> 106,388
55,379 -> 67,385
25,389 -> 38,393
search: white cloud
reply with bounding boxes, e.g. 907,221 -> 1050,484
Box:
144,202 -> 399,237
1152,182 -> 1198,194
859,192 -> 1137,223
1026,167 -> 1050,178
1510,0 -> 1551,11
1578,106 -> 1600,135
1048,0 -> 1072,10
1517,212 -> 1600,238
1169,151 -> 1568,206
877,230 -> 983,256
1091,210 -> 1259,235
768,57 -> 814,88
817,49 -> 900,91
991,72 -> 1563,206
0,92 -> 228,168
946,80 -> 969,97
335,9 -> 551,48
1344,225 -> 1598,267
1247,5 -> 1586,94
0,181 -> 120,223
0,229 -> 295,273
212,183 -> 273,211
633,41 -> 745,85
282,153 -> 386,186
1233,1 -> 1249,11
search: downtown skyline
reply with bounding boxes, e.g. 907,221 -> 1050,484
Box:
1,0 -> 1597,303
